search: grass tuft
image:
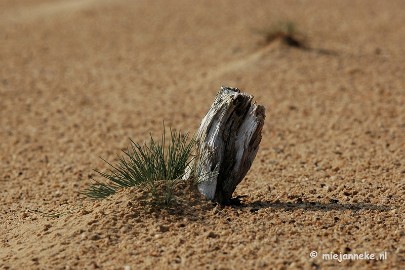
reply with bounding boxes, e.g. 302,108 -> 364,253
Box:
255,20 -> 306,48
82,127 -> 196,205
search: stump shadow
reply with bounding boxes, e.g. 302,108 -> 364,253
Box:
238,199 -> 392,212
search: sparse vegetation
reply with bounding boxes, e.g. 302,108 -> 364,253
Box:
255,20 -> 306,48
82,127 -> 196,206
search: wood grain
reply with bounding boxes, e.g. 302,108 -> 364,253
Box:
192,86 -> 265,204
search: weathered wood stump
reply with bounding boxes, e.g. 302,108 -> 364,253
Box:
190,86 -> 265,205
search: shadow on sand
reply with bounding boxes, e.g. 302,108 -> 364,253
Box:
236,199 -> 393,212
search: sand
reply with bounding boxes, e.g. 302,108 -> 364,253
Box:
0,0 -> 404,269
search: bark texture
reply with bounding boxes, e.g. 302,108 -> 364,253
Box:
191,86 -> 265,204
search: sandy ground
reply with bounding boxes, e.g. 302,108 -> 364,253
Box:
1,0 -> 404,269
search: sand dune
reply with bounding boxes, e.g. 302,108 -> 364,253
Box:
1,0 -> 404,269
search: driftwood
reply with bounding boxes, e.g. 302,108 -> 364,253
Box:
189,86 -> 265,205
